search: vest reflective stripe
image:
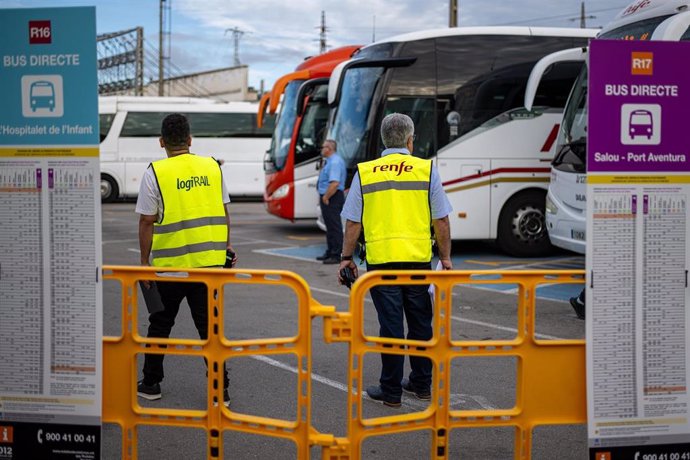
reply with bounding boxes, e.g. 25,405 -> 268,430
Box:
154,216 -> 227,234
152,241 -> 228,260
361,180 -> 430,194
359,154 -> 432,265
151,154 -> 226,268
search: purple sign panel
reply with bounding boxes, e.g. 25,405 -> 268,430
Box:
588,39 -> 690,173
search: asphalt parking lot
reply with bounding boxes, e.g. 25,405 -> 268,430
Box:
101,201 -> 586,459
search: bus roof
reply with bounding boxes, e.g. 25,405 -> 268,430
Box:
601,0 -> 690,35
373,26 -> 598,46
295,45 -> 361,73
263,45 -> 361,116
99,96 -> 259,114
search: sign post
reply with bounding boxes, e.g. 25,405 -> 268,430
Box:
0,7 -> 102,459
587,39 -> 690,459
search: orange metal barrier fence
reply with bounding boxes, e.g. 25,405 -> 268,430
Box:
102,266 -> 585,459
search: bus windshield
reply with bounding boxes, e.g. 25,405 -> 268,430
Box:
553,65 -> 587,173
328,66 -> 384,168
599,15 -> 672,40
268,80 -> 303,170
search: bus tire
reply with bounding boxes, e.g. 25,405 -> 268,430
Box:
497,190 -> 552,257
101,174 -> 119,203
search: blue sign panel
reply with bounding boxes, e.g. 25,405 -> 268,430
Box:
0,7 -> 98,146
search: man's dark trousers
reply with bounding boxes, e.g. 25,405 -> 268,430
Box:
320,189 -> 345,258
142,280 -> 230,388
368,262 -> 433,398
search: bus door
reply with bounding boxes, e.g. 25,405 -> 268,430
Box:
292,80 -> 331,219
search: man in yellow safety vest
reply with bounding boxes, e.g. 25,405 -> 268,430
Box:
338,113 -> 453,407
135,113 -> 236,406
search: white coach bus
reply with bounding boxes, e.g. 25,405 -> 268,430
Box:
524,0 -> 690,254
98,96 -> 274,202
325,26 -> 597,256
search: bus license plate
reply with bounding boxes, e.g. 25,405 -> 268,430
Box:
571,230 -> 585,241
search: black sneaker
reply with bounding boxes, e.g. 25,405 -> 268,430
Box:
401,378 -> 431,400
137,380 -> 161,400
569,296 -> 585,320
322,256 -> 340,265
365,385 -> 401,408
316,253 -> 329,261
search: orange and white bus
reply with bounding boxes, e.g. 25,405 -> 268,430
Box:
261,46 -> 360,220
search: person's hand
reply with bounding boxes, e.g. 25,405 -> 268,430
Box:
321,195 -> 329,205
226,246 -> 238,268
337,260 -> 358,285
440,258 -> 453,270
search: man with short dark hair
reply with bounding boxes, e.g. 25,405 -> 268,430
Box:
338,113 -> 452,408
135,113 -> 235,406
317,139 -> 347,264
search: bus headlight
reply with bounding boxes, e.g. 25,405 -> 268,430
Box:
271,184 -> 290,200
545,194 -> 558,215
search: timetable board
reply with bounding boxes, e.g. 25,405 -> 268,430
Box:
587,40 -> 690,460
0,7 -> 102,460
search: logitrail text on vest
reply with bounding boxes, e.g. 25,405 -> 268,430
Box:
176,176 -> 211,191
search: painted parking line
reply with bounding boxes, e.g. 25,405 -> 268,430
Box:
257,244 -> 585,303
250,353 -> 494,411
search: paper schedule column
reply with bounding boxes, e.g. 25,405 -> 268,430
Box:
0,164 -> 44,394
48,165 -> 97,377
642,193 -> 686,397
591,192 -> 638,419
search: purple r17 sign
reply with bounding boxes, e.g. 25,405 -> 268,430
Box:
588,39 -> 690,173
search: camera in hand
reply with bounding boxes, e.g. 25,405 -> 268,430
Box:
224,250 -> 236,268
340,266 -> 356,289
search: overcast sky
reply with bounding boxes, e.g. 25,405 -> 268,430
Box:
5,0 -> 628,91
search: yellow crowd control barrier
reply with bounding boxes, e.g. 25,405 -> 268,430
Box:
102,265 -> 334,459
101,266 -> 585,459
321,269 -> 586,460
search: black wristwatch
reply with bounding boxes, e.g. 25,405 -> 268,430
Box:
340,255 -> 353,261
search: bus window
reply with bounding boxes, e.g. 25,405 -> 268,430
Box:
120,112 -> 271,139
532,61 -> 584,109
387,39 -> 436,96
437,35 -> 580,146
379,96 -> 436,159
256,114 -> 276,138
120,112 -> 166,137
187,113 -> 253,137
99,113 -> 115,143
295,85 -> 329,165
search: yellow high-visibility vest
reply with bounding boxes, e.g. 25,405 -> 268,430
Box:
150,154 -> 227,268
358,153 -> 432,264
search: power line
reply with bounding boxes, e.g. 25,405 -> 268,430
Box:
490,5 -> 626,26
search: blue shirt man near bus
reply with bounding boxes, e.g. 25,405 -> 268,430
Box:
317,139 -> 347,264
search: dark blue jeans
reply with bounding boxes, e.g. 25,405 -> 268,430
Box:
143,280 -> 229,389
368,262 -> 433,398
320,190 -> 344,257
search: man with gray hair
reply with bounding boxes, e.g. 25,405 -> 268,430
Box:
338,113 -> 452,407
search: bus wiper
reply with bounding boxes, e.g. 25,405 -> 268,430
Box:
552,138 -> 586,167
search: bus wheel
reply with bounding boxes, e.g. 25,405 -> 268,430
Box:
101,174 -> 119,203
497,191 -> 552,257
